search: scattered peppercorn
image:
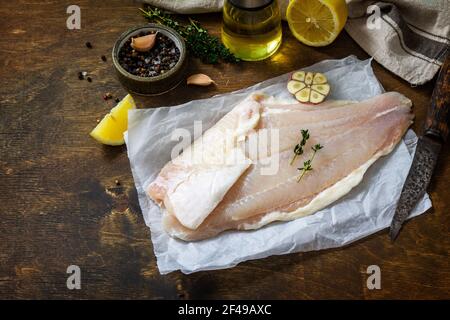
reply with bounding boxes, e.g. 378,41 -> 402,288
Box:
115,98 -> 120,103
101,55 -> 107,62
78,72 -> 84,80
87,77 -> 92,82
115,179 -> 120,186
103,92 -> 114,101
118,31 -> 180,77
85,42 -> 93,49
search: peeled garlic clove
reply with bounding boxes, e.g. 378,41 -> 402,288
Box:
312,72 -> 327,84
295,88 -> 311,103
309,91 -> 326,104
131,33 -> 157,52
292,71 -> 305,82
187,74 -> 215,86
287,80 -> 306,94
311,83 -> 330,96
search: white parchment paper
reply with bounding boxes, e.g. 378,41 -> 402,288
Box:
125,56 -> 432,274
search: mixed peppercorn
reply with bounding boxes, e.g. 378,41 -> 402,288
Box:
118,31 -> 180,77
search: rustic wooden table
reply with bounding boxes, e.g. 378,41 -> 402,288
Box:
0,0 -> 448,299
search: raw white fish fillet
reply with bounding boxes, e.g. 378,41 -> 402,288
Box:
149,94 -> 264,230
148,92 -> 413,241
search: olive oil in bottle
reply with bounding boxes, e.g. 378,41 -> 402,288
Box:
222,0 -> 282,61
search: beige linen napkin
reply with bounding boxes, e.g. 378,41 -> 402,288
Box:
345,0 -> 449,85
142,0 -> 449,84
141,0 -> 224,13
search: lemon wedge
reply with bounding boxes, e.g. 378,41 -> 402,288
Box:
287,0 -> 348,47
90,94 -> 136,146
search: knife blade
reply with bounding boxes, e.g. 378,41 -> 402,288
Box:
389,136 -> 441,240
389,53 -> 450,241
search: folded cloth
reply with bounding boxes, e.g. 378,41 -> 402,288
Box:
141,0 -> 287,15
141,0 -> 223,14
142,0 -> 449,85
345,0 -> 449,85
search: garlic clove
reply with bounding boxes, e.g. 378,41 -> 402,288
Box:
309,91 -> 326,104
295,88 -> 311,103
311,83 -> 330,96
287,80 -> 306,94
312,72 -> 327,84
131,33 -> 157,52
292,71 -> 305,82
187,74 -> 215,86
304,72 -> 314,85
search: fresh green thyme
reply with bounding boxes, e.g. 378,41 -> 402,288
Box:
297,144 -> 323,182
290,129 -> 310,165
140,7 -> 240,64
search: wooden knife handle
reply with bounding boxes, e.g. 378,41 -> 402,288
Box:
424,53 -> 450,142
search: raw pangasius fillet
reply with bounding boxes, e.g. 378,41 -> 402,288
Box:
148,92 -> 413,241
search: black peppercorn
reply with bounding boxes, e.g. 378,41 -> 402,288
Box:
85,42 -> 93,49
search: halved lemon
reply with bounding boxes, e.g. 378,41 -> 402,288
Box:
90,94 -> 136,146
287,0 -> 348,47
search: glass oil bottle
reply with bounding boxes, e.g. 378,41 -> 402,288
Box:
222,0 -> 282,61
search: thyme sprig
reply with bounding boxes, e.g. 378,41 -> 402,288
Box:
290,129 -> 310,165
297,144 -> 323,182
140,7 -> 240,64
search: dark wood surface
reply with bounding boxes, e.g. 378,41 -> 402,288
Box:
425,54 -> 450,141
0,0 -> 448,299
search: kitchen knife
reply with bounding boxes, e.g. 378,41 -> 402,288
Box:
389,53 -> 450,241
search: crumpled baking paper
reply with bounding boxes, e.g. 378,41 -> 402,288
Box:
125,56 -> 432,274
